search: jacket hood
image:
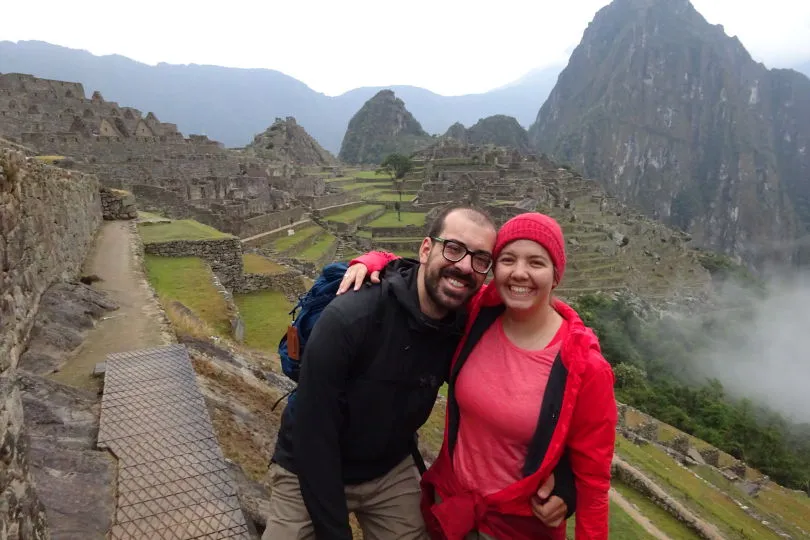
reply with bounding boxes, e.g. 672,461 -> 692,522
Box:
382,258 -> 466,335
478,281 -> 602,365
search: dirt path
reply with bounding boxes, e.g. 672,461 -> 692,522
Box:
50,220 -> 173,389
609,488 -> 671,539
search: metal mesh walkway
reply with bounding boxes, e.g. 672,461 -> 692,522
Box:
98,344 -> 251,539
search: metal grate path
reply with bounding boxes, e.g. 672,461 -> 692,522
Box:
98,344 -> 251,539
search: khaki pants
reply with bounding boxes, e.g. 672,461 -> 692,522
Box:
263,456 -> 428,540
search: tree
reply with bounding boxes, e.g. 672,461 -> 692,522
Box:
378,153 -> 414,182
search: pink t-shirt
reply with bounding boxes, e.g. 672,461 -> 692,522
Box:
453,317 -> 568,496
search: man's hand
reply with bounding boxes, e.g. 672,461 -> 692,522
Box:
531,473 -> 568,528
336,264 -> 380,295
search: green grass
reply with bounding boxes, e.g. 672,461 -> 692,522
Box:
138,219 -> 232,243
368,192 -> 417,202
612,481 -> 700,539
367,212 -> 426,228
354,170 -> 391,179
299,235 -> 337,261
615,437 -> 776,539
143,255 -> 231,336
272,225 -> 324,252
326,205 -> 385,224
233,291 -> 293,351
136,211 -> 166,221
338,181 -> 391,192
692,465 -> 810,539
243,254 -> 287,275
565,503 -> 657,539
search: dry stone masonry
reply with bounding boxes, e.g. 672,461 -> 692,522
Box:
142,237 -> 244,289
1,145 -> 103,539
100,187 -> 137,220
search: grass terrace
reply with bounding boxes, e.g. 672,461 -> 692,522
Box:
337,181 -> 392,192
271,225 -> 324,253
233,291 -> 293,351
612,481 -> 700,539
366,211 -> 426,228
326,204 -> 386,224
143,256 -> 231,337
136,210 -> 166,221
138,219 -> 232,243
614,437 -> 776,539
242,254 -> 288,275
298,233 -> 337,261
353,170 -> 392,180
368,192 -> 418,202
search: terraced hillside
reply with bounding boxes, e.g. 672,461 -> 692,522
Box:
130,178 -> 810,539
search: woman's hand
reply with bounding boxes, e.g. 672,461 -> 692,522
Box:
531,473 -> 567,527
336,264 -> 380,295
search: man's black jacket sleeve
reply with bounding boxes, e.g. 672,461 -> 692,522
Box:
292,302 -> 357,540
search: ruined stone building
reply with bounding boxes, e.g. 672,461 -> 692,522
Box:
0,73 -> 321,236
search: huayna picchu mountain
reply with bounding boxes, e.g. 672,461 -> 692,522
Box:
529,0 -> 810,269
338,90 -> 434,164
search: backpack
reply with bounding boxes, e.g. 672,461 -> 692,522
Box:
277,261 -> 349,385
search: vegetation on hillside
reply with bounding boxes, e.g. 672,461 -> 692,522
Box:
138,220 -> 232,243
572,292 -> 810,492
338,90 -> 434,164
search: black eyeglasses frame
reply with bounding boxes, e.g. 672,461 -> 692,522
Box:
429,236 -> 493,275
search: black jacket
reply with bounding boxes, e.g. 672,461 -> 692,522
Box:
272,259 -> 465,539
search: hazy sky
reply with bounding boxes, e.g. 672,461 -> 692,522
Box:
5,0 -> 810,96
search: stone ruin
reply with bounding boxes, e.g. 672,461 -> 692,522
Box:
0,73 -> 328,238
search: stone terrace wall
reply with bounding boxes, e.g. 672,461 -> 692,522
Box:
143,237 -> 243,289
237,272 -> 307,299
298,192 -> 356,210
239,207 -> 306,239
100,187 -> 137,220
0,146 -> 102,539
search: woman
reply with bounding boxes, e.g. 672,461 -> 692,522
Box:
348,212 -> 617,539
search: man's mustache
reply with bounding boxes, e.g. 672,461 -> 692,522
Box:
440,267 -> 475,287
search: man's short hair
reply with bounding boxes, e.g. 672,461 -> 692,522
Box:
426,205 -> 497,239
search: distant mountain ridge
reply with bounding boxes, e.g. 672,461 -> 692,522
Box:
0,40 -> 559,153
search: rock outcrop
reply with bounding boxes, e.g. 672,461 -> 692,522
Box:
466,115 -> 531,153
529,0 -> 810,268
443,122 -> 468,143
244,117 -> 338,166
338,90 -> 434,164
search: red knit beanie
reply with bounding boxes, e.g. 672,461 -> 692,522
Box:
493,213 -> 567,284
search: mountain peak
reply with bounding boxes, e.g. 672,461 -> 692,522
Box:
243,116 -> 337,166
338,90 -> 432,164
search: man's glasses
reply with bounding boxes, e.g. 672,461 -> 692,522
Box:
430,237 -> 493,274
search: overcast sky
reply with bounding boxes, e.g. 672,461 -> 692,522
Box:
4,0 -> 810,96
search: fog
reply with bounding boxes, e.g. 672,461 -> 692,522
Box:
693,271 -> 810,424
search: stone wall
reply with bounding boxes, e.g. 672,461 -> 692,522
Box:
612,457 -> 724,540
298,192 -> 356,210
0,146 -> 102,539
1,147 -> 101,371
143,238 -> 243,289
100,187 -> 137,220
239,207 -> 306,239
236,272 -> 307,299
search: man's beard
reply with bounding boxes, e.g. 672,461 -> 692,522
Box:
424,264 -> 477,312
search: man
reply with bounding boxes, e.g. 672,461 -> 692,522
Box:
265,206 -> 570,540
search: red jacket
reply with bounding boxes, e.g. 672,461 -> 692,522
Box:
352,253 -> 617,540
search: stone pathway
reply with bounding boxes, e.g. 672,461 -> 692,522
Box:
98,344 -> 250,539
